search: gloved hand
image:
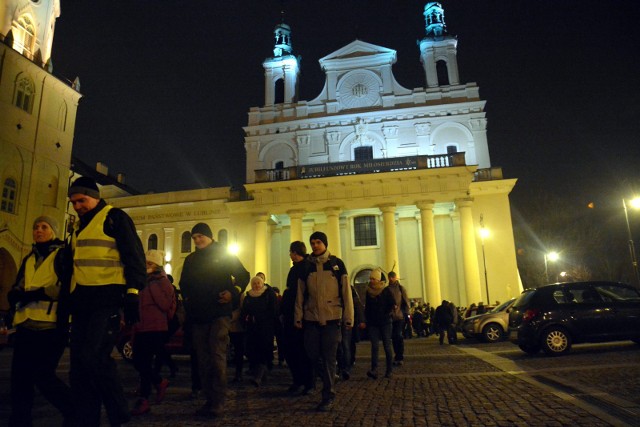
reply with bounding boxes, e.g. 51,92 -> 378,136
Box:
7,289 -> 25,308
123,292 -> 140,325
21,288 -> 50,305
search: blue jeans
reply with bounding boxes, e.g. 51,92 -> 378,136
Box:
368,323 -> 393,373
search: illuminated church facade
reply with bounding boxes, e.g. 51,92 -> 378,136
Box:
0,0 -> 81,311
112,3 -> 522,305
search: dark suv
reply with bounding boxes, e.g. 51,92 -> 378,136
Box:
509,281 -> 640,356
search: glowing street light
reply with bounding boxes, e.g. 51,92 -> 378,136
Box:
228,242 -> 240,256
622,197 -> 640,287
544,251 -> 560,284
479,215 -> 490,304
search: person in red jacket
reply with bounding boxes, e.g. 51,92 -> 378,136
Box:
130,250 -> 176,416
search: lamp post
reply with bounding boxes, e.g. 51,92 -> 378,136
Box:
479,215 -> 490,304
622,197 -> 640,287
544,251 -> 559,284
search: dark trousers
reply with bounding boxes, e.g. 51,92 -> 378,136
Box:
191,317 -> 230,409
336,327 -> 352,374
10,326 -> 73,427
70,307 -> 129,427
282,325 -> 313,388
132,331 -> 165,399
391,319 -> 405,361
303,321 -> 341,401
368,323 -> 393,374
229,331 -> 245,379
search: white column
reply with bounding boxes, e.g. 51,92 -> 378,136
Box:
417,201 -> 441,304
324,207 -> 342,258
254,213 -> 269,276
457,199 -> 482,304
380,204 -> 400,276
287,210 -> 305,244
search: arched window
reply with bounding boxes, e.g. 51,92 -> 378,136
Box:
446,145 -> 458,154
353,215 -> 377,247
436,60 -> 450,86
218,229 -> 228,247
1,178 -> 18,214
274,78 -> 285,104
14,74 -> 35,113
181,231 -> 192,253
354,146 -> 373,161
148,234 -> 158,250
12,15 -> 36,58
58,102 -> 68,131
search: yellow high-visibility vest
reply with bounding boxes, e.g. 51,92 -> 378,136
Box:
71,205 -> 126,291
13,251 -> 58,325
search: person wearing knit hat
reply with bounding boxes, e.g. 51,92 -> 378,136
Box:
67,172 -> 147,424
8,215 -> 73,424
295,231 -> 354,412
145,250 -> 165,269
33,216 -> 59,240
180,220 -> 250,417
68,176 -> 100,199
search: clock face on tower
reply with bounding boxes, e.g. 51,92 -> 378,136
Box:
337,71 -> 381,109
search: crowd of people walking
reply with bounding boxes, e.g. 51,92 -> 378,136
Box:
6,175 -> 489,426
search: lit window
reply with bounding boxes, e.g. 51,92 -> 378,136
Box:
12,15 -> 36,58
148,234 -> 158,250
181,231 -> 191,253
1,178 -> 18,214
354,215 -> 377,247
354,146 -> 373,161
14,75 -> 35,113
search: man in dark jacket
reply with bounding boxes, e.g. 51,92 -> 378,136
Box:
387,271 -> 410,365
434,300 -> 454,345
67,176 -> 146,426
179,223 -> 249,418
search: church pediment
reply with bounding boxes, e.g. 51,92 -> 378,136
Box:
319,40 -> 397,71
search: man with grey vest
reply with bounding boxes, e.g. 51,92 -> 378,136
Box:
67,176 -> 146,426
294,231 -> 354,412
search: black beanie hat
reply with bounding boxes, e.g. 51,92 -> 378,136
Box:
68,177 -> 100,199
191,223 -> 213,239
309,231 -> 328,248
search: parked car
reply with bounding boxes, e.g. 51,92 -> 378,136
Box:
462,298 -> 516,342
508,281 -> 640,356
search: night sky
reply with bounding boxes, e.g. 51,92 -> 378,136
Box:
50,1 -> 640,212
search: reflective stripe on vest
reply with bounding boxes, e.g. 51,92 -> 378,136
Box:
71,205 -> 126,290
13,251 -> 58,325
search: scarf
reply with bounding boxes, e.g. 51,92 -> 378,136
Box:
367,280 -> 386,297
248,286 -> 267,298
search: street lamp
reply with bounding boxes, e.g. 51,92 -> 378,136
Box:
622,197 -> 640,287
544,251 -> 559,284
479,215 -> 490,304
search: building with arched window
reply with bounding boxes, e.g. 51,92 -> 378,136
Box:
0,0 -> 82,311
109,3 -> 522,306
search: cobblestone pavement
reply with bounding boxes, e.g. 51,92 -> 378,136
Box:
1,336 -> 639,426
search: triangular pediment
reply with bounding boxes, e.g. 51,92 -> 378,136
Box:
319,39 -> 397,67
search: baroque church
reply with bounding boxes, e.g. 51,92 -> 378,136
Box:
0,2 -> 522,310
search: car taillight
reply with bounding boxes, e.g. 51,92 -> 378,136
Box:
522,308 -> 540,323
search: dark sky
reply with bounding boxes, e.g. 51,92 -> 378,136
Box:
51,1 -> 640,211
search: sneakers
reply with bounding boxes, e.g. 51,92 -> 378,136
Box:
131,398 -> 150,416
316,398 -> 334,412
155,378 -> 169,403
366,370 -> 378,379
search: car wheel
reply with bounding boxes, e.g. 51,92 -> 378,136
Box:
518,343 -> 540,354
541,327 -> 572,356
121,339 -> 134,361
482,323 -> 503,343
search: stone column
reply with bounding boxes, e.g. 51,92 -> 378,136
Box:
416,201 -> 441,304
254,213 -> 269,277
324,207 -> 342,258
287,210 -> 305,244
380,204 -> 400,276
457,199 -> 482,305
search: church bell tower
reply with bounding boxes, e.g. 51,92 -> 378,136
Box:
262,17 -> 300,106
419,2 -> 460,88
